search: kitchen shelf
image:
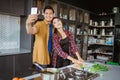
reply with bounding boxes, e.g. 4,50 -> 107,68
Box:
59,3 -> 68,19
49,1 -> 58,16
87,13 -> 120,62
88,52 -> 113,56
77,9 -> 84,22
84,12 -> 89,24
88,43 -> 113,46
88,34 -> 114,37
69,7 -> 76,21
89,25 -> 115,28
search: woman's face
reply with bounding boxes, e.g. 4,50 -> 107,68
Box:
52,18 -> 62,29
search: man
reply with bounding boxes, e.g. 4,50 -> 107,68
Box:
26,5 -> 55,70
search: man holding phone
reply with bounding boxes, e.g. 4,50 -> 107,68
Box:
26,5 -> 55,71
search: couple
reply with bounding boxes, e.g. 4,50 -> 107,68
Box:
26,5 -> 84,70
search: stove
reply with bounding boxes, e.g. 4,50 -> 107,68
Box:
59,67 -> 99,80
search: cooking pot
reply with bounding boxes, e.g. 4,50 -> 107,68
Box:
41,68 -> 60,80
33,62 -> 60,80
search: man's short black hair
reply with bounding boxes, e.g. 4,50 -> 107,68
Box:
43,5 -> 54,13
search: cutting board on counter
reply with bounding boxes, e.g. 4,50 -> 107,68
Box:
73,62 -> 94,71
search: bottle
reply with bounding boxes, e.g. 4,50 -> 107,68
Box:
102,29 -> 105,35
110,19 -> 113,26
94,28 -> 97,35
101,21 -> 105,26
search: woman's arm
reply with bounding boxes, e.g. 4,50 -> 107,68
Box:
52,34 -> 68,59
68,31 -> 84,63
75,52 -> 84,62
68,31 -> 78,53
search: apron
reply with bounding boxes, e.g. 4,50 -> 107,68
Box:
56,37 -> 70,68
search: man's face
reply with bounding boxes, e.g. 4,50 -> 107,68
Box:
43,9 -> 54,23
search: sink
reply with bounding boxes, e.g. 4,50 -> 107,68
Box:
59,67 -> 99,80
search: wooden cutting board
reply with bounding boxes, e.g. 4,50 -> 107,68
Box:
73,62 -> 94,70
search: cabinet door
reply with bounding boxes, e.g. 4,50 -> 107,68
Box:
15,53 -> 33,77
0,0 -> 11,13
0,0 -> 25,16
11,0 -> 25,16
76,25 -> 83,54
0,56 -> 14,80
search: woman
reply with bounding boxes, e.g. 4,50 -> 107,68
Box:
51,17 -> 84,68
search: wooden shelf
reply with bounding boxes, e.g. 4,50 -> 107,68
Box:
87,13 -> 120,62
88,43 -> 113,46
88,52 -> 113,56
88,34 -> 114,37
89,25 -> 115,28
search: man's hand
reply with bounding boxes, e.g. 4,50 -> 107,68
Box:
26,14 -> 38,25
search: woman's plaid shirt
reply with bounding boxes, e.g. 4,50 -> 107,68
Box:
52,30 -> 78,67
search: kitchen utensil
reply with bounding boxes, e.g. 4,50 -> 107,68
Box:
33,62 -> 60,80
41,68 -> 60,80
33,62 -> 44,71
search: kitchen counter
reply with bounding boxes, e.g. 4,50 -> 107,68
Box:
0,48 -> 31,56
94,64 -> 120,80
24,63 -> 120,80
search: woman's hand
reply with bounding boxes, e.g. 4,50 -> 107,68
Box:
67,55 -> 85,65
75,52 -> 85,63
72,58 -> 86,66
72,59 -> 81,64
78,58 -> 84,63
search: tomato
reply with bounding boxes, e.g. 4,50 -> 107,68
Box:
19,78 -> 25,80
12,77 -> 19,80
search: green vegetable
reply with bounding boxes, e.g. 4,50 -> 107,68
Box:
80,65 -> 85,69
88,63 -> 108,73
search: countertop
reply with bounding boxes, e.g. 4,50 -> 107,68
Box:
94,64 -> 120,80
0,48 -> 31,56
24,63 -> 120,80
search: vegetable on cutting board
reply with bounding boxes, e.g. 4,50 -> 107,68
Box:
88,63 -> 108,73
74,63 -> 86,69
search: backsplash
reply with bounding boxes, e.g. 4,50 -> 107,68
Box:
0,14 -> 20,49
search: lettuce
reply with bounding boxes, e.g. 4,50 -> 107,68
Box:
88,63 -> 108,72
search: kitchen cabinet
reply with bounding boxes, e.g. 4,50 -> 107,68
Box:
0,0 -> 32,55
59,3 -> 68,19
0,53 -> 32,80
0,56 -> 13,80
14,53 -> 33,77
49,0 -> 58,16
0,0 -> 33,79
87,13 -> 120,63
69,7 -> 76,21
0,0 -> 11,14
11,0 -> 25,16
0,0 -> 26,16
75,12 -> 89,59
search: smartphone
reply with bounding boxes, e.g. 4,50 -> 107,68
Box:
31,7 -> 38,14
